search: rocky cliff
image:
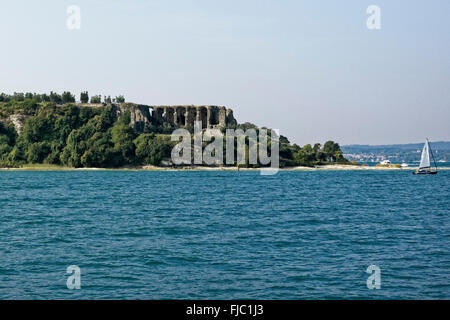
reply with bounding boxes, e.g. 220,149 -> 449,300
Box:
118,104 -> 237,132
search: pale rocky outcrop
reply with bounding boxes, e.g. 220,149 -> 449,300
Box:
8,114 -> 30,135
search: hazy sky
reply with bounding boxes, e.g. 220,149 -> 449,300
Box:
1,0 -> 449,145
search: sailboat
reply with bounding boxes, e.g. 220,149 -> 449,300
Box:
413,139 -> 438,175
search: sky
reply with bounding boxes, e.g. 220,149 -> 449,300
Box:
0,0 -> 449,145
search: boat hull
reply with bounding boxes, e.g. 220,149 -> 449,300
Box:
413,170 -> 438,175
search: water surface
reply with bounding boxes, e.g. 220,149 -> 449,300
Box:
0,170 -> 449,299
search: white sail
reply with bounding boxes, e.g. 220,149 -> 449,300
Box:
419,140 -> 431,169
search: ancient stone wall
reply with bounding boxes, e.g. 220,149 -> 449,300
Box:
123,104 -> 237,132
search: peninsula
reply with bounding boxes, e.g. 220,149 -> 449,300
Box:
0,92 -> 349,169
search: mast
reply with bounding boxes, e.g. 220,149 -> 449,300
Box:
427,138 -> 438,171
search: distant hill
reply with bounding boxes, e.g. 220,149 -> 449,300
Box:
341,141 -> 450,163
343,141 -> 450,151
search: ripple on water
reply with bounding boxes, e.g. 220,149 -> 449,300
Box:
0,170 -> 449,299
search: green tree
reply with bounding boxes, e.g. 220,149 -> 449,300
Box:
60,129 -> 86,167
61,91 -> 76,103
26,142 -> 51,163
90,95 -> 102,104
80,132 -> 115,167
334,150 -> 345,163
22,116 -> 55,143
0,122 -> 17,146
49,91 -> 62,104
111,123 -> 137,165
323,141 -> 340,162
293,144 -> 316,166
115,95 -> 125,103
80,91 -> 89,103
92,106 -> 116,132
134,134 -> 172,165
0,124 -> 15,160
13,92 -> 25,101
40,94 -> 50,102
0,135 -> 12,157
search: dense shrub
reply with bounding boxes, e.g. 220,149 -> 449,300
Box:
90,95 -> 102,104
134,134 -> 172,165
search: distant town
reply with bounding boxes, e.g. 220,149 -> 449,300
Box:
342,142 -> 450,164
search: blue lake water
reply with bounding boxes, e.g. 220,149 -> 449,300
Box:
0,170 -> 449,299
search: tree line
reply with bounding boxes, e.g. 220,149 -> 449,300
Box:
0,92 -> 125,104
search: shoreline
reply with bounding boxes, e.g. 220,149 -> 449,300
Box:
1,164 -> 448,171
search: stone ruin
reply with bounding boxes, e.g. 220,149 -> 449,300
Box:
121,104 -> 238,132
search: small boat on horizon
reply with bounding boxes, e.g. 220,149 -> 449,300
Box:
413,139 -> 438,175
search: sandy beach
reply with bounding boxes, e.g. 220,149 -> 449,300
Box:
1,164 -> 448,171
